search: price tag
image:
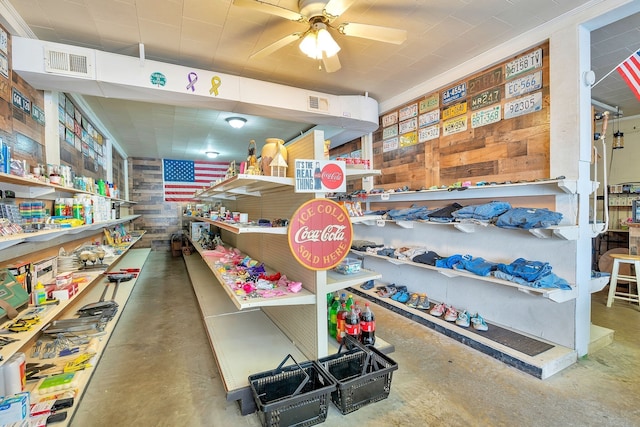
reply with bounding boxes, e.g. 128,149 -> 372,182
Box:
376,219 -> 386,227
380,193 -> 390,201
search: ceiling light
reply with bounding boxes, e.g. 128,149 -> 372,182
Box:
299,23 -> 340,60
225,117 -> 247,129
206,151 -> 219,158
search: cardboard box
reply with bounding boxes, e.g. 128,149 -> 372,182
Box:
48,282 -> 79,301
32,256 -> 58,285
0,392 -> 29,425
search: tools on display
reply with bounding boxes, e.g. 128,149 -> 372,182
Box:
76,272 -> 134,319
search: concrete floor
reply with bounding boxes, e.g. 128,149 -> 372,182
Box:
71,251 -> 640,427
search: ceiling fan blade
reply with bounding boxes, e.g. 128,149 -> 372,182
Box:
324,0 -> 356,18
322,52 -> 342,73
250,33 -> 303,59
233,0 -> 305,22
338,22 -> 407,45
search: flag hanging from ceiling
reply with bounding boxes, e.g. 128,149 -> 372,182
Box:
163,159 -> 228,202
616,49 -> 640,101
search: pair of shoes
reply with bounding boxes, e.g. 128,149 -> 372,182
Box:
416,294 -> 429,310
393,291 -> 411,303
455,310 -> 470,327
360,280 -> 374,290
444,306 -> 458,322
471,313 -> 488,331
377,285 -> 397,298
405,293 -> 420,308
429,302 -> 446,317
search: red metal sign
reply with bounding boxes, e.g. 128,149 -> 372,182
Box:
288,199 -> 353,270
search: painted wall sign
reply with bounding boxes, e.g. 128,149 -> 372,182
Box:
503,91 -> 542,119
382,124 -> 398,140
419,94 -> 439,113
288,198 -> 353,271
471,105 -> 501,128
418,124 -> 439,143
399,103 -> 418,121
150,72 -> 167,87
505,48 -> 542,80
0,28 -> 7,54
505,70 -> 542,99
468,67 -> 503,94
398,117 -> 417,134
399,131 -> 418,148
12,88 -> 31,114
382,111 -> 398,127
294,159 -> 346,193
442,101 -> 467,121
383,137 -> 399,153
442,82 -> 467,105
442,116 -> 468,136
419,109 -> 440,127
471,88 -> 501,110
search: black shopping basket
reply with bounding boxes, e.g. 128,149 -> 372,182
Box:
249,354 -> 336,427
317,335 -> 398,415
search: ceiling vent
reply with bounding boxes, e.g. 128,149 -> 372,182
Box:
308,95 -> 329,113
44,47 -> 95,78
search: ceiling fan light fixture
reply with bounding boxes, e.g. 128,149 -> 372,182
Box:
206,151 -> 219,159
225,117 -> 247,129
299,26 -> 340,60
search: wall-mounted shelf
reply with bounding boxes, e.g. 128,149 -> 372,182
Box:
185,216 -> 287,235
345,168 -> 381,180
195,174 -> 295,200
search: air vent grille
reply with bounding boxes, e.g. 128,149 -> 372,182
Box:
308,95 -> 329,112
44,48 -> 93,77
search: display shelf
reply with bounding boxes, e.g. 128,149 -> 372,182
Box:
590,274 -> 611,293
352,250 -> 576,303
325,268 -> 382,295
185,216 -> 287,235
194,174 -> 295,200
191,240 -> 316,310
345,168 -> 381,180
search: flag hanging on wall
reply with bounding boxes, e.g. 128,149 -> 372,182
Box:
616,49 -> 640,101
163,159 -> 228,202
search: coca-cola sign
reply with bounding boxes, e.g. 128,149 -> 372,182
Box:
294,159 -> 346,193
288,199 -> 353,270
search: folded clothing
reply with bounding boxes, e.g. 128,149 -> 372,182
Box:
427,203 -> 464,223
352,240 -> 384,251
452,201 -> 512,221
412,250 -> 443,266
495,207 -> 562,229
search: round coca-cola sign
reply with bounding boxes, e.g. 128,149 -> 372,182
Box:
288,198 -> 353,270
321,163 -> 344,190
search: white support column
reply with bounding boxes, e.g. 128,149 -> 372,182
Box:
43,91 -> 60,165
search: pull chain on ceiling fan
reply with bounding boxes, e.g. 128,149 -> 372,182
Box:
233,0 -> 408,72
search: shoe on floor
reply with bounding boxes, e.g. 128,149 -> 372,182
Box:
416,293 -> 429,310
429,302 -> 446,317
406,293 -> 419,308
471,313 -> 489,331
455,310 -> 470,327
360,280 -> 374,290
444,305 -> 458,322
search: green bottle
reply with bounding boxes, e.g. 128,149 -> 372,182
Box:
328,297 -> 340,338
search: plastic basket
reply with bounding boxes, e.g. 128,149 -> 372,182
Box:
317,336 -> 398,415
249,354 -> 336,427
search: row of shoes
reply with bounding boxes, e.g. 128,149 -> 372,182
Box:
428,303 -> 488,331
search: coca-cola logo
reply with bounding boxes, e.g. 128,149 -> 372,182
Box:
321,163 -> 343,190
288,199 -> 353,270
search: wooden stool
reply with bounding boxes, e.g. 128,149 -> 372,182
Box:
606,253 -> 640,307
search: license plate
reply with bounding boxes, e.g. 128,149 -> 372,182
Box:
504,91 -> 542,119
471,105 -> 501,128
418,124 -> 439,142
382,111 -> 398,127
505,48 -> 542,79
419,109 -> 440,127
442,82 -> 467,105
471,88 -> 501,110
468,67 -> 503,94
442,116 -> 468,136
399,117 -> 417,134
442,101 -> 467,121
383,137 -> 398,152
505,70 -> 542,99
383,124 -> 398,139
399,131 -> 418,147
419,93 -> 439,113
399,103 -> 418,121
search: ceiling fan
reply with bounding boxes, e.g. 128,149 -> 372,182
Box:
234,0 -> 408,72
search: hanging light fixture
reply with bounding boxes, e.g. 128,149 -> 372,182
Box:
205,151 -> 219,159
613,106 -> 624,149
299,21 -> 340,60
225,117 -> 247,129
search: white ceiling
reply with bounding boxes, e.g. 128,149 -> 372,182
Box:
2,0 -> 640,162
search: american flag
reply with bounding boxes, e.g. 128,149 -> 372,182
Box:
163,159 -> 228,202
617,49 -> 640,101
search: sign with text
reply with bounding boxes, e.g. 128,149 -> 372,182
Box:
288,198 -> 353,270
294,159 -> 346,193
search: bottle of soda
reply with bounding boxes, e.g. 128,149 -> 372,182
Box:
360,302 -> 376,346
345,294 -> 355,311
336,303 -> 348,344
353,300 -> 362,316
344,305 -> 361,348
340,292 -> 347,306
328,296 -> 340,338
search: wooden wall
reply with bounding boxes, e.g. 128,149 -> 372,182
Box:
372,42 -> 550,191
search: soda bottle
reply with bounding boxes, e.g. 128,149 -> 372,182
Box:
353,300 -> 362,316
346,294 -> 355,311
336,303 -> 348,344
328,296 -> 340,338
344,306 -> 361,348
360,302 -> 376,346
340,292 -> 347,306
